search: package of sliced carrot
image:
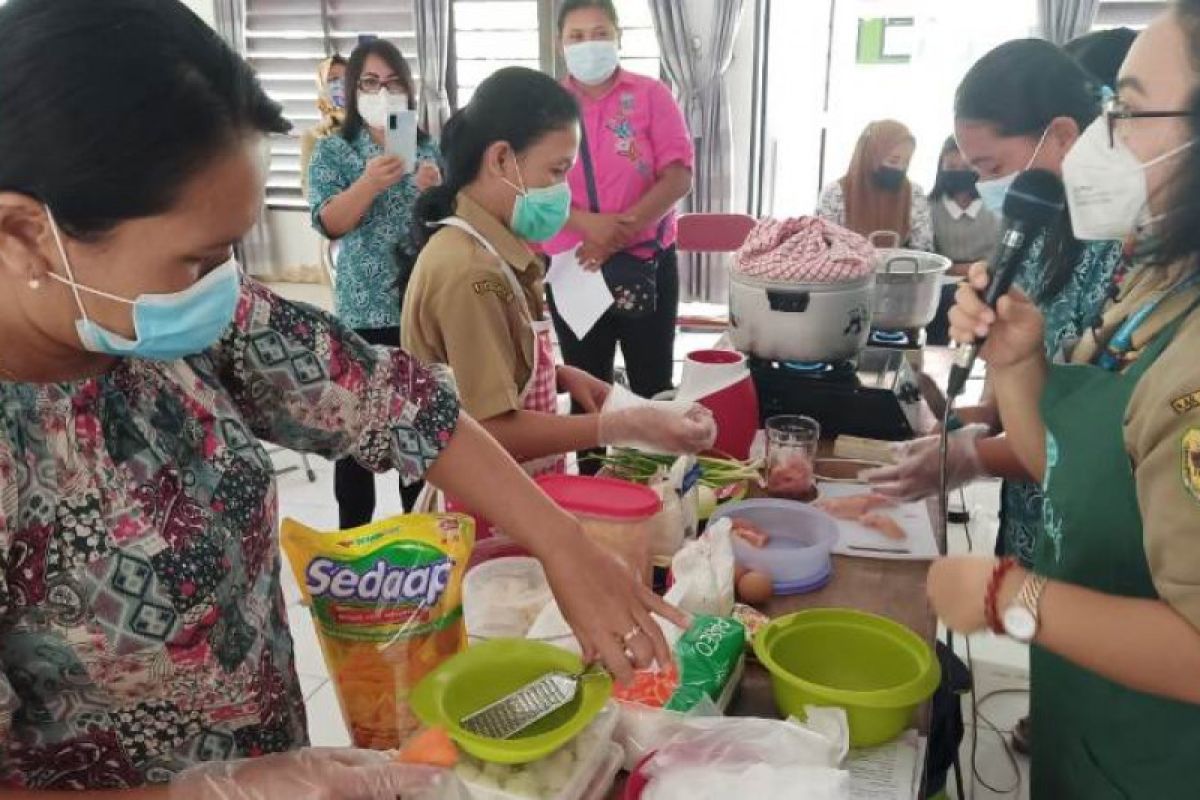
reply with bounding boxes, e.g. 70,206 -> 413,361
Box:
282,514 -> 474,750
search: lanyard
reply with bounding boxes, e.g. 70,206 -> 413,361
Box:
1097,271 -> 1200,370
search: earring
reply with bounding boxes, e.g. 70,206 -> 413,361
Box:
27,278 -> 41,290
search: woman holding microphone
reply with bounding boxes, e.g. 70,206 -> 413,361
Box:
930,3 -> 1200,795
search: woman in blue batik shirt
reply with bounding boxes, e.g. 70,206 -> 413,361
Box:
308,39 -> 442,528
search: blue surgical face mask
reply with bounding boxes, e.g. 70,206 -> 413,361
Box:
327,77 -> 346,109
502,162 -> 572,242
975,127 -> 1052,214
46,208 -> 241,360
564,40 -> 620,86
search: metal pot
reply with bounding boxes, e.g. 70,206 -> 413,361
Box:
868,233 -> 951,331
728,271 -> 875,363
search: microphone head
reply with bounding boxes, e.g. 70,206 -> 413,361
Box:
1003,168 -> 1066,227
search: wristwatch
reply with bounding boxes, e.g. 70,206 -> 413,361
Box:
1002,574 -> 1049,643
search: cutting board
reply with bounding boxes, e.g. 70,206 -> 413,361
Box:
817,482 -> 940,561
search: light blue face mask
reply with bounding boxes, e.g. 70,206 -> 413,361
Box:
975,127 -> 1052,214
502,163 -> 572,243
564,40 -> 620,86
46,208 -> 241,360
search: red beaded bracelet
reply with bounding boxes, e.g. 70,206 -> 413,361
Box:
985,557 -> 1018,635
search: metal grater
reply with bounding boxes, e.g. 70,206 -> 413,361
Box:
460,667 -> 602,740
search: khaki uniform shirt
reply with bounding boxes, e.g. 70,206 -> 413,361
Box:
402,192 -> 546,421
1071,264 -> 1200,628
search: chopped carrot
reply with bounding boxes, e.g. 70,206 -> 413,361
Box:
394,726 -> 459,768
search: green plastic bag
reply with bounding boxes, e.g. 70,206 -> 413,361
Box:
665,615 -> 745,712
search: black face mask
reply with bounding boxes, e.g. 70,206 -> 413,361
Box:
940,169 -> 979,196
873,166 -> 907,191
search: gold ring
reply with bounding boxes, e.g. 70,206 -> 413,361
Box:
622,627 -> 642,643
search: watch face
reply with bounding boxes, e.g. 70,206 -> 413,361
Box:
1003,606 -> 1037,642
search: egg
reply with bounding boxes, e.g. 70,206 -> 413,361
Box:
736,570 -> 774,605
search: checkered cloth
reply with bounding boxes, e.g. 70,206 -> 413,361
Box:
733,216 -> 875,284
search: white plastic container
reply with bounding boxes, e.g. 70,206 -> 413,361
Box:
463,557 -> 552,642
457,704 -> 619,800
709,498 -> 838,587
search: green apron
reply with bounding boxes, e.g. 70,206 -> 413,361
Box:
1033,296 -> 1200,799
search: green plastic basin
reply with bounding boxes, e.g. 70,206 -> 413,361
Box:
411,638 -> 612,764
753,608 -> 941,747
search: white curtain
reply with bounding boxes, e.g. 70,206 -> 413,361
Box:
1038,0 -> 1101,45
649,0 -> 745,303
414,0 -> 453,137
213,0 -> 280,279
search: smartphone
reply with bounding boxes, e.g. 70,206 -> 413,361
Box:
385,109 -> 418,173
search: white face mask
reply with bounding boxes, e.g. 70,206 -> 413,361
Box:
358,91 -> 407,129
975,127 -> 1052,215
1063,116 -> 1194,241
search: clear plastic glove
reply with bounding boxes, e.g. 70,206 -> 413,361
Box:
599,404 -> 718,454
170,748 -> 466,800
860,423 -> 989,501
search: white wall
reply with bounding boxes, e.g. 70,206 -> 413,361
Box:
179,0 -> 214,27
763,0 -> 1040,218
267,210 -> 325,280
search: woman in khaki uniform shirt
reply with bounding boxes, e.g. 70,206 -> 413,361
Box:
403,67 -> 715,473
930,5 -> 1200,796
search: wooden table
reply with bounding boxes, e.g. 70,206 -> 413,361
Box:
610,499 -> 945,798
609,347 -> 962,797
727,539 -> 940,728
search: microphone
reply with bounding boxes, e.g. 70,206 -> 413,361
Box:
946,169 -> 1066,398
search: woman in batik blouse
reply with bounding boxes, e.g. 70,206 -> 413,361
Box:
0,0 -> 682,795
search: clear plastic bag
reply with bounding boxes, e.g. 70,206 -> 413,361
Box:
638,711 -> 851,800
170,749 -> 470,800
663,520 -> 735,617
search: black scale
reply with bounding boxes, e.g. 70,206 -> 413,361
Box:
750,329 -> 927,441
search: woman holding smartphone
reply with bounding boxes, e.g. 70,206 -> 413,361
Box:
308,39 -> 442,527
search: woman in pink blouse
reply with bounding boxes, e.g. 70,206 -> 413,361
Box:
545,0 -> 694,420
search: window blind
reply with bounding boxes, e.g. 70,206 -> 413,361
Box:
452,0 -> 661,105
1094,0 -> 1168,29
244,0 -> 418,208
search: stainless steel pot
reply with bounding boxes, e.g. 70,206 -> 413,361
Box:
728,271 -> 875,363
868,233 -> 951,331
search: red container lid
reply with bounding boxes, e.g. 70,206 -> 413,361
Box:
536,474 -> 662,521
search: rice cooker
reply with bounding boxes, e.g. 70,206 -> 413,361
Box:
728,271 -> 875,363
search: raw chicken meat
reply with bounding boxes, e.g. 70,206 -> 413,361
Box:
813,493 -> 895,520
859,512 -> 907,541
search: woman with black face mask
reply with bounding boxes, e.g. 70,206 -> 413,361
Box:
816,119 -> 934,251
927,136 -> 1002,344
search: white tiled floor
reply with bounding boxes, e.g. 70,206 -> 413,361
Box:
267,280 -> 1030,796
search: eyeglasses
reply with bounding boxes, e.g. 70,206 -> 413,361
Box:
357,76 -> 407,95
1104,95 -> 1190,147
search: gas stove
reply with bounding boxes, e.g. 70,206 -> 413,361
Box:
750,347 -> 924,441
866,327 -> 927,369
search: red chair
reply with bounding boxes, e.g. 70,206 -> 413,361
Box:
675,213 -> 757,331
676,212 -> 757,253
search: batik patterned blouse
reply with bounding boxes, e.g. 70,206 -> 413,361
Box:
0,278 -> 459,789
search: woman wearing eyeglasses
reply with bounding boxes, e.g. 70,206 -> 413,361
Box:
930,3 -> 1200,796
307,40 -> 442,527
